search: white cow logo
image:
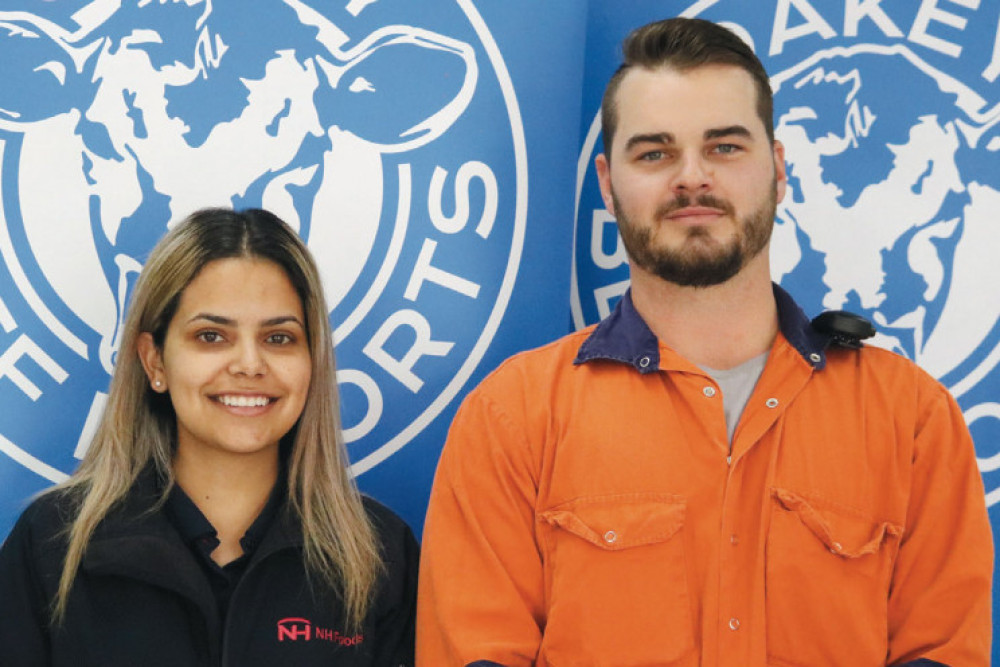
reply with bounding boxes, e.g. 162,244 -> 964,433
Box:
0,0 -> 526,484
1,0 -> 475,373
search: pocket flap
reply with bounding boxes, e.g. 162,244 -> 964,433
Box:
771,488 -> 903,558
539,493 -> 685,551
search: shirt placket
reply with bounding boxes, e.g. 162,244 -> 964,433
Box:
679,369 -> 735,665
715,343 -> 815,667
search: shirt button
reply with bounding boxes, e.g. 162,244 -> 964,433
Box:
728,617 -> 740,631
730,534 -> 739,546
703,386 -> 717,398
603,530 -> 618,544
765,397 -> 779,408
809,353 -> 822,364
639,356 -> 651,368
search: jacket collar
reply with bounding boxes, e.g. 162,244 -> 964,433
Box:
68,466 -> 297,648
574,283 -> 830,373
165,467 -> 287,557
82,467 -> 302,595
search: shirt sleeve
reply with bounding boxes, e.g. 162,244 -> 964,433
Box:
886,380 -> 993,665
0,503 -> 54,667
417,387 -> 544,667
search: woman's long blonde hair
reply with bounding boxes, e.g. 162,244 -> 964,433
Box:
51,208 -> 382,627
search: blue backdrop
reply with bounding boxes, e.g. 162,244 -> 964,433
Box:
1,0 -> 998,658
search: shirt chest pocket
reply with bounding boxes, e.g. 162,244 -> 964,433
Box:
765,488 -> 903,667
537,494 -> 695,666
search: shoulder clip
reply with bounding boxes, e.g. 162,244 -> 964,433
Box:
810,311 -> 876,350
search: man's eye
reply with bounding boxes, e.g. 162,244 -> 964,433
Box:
714,144 -> 741,154
639,150 -> 663,161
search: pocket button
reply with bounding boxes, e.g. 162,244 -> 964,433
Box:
603,530 -> 618,544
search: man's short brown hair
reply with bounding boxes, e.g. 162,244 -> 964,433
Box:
600,17 -> 774,157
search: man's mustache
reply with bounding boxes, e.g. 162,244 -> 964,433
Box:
655,194 -> 735,219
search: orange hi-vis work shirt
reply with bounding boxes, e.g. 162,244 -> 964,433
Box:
417,287 -> 993,667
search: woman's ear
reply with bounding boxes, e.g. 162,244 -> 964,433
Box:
136,332 -> 167,392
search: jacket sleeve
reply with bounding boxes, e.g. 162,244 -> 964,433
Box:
417,386 -> 544,667
886,380 -> 993,665
0,503 -> 53,667
371,511 -> 420,667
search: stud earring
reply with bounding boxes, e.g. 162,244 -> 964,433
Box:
154,380 -> 162,388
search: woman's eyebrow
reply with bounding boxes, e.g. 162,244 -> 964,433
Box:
186,313 -> 304,328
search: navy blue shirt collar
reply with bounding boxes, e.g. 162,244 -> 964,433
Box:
165,473 -> 285,557
574,283 -> 829,373
164,475 -> 285,623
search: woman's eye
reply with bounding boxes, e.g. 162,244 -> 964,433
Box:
196,331 -> 223,344
266,333 -> 294,345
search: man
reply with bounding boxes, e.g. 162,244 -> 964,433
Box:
417,17 -> 992,667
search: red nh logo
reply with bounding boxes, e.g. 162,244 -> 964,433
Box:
277,617 -> 312,642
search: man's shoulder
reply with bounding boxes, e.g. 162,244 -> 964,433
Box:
826,343 -> 954,403
830,342 -> 932,376
475,327 -> 596,392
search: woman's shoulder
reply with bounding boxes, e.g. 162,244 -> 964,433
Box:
0,486 -> 79,584
5,487 -> 79,545
359,495 -> 418,636
360,496 -> 419,564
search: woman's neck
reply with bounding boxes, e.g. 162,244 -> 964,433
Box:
172,447 -> 279,565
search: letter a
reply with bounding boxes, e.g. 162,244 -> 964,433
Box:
770,0 -> 837,55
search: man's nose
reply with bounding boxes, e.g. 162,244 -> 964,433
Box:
672,153 -> 712,193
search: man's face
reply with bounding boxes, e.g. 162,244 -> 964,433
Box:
596,64 -> 786,287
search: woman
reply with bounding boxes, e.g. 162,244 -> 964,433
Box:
0,208 -> 417,666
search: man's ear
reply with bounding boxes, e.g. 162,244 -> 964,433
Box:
773,139 -> 788,204
136,332 -> 166,392
595,153 -> 615,216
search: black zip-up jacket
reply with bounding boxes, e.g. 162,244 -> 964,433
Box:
0,472 -> 418,666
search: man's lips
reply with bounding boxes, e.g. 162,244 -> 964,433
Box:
662,206 -> 728,226
665,206 -> 726,220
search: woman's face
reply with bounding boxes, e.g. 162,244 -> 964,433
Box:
139,257 -> 312,464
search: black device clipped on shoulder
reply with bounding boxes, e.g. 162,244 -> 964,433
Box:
811,311 -> 876,349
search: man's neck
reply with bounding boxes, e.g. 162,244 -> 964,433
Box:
629,253 -> 779,370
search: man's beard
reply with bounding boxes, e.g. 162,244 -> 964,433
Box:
613,184 -> 776,288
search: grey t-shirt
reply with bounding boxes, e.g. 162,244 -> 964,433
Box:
701,351 -> 769,445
